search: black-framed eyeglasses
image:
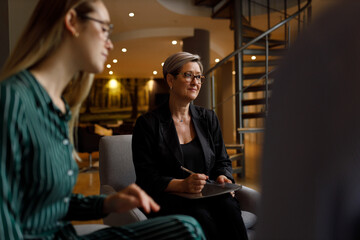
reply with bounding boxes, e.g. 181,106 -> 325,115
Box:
179,72 -> 205,84
78,15 -> 113,40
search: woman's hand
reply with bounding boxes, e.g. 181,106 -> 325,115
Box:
216,175 -> 232,184
103,183 -> 160,214
183,174 -> 208,193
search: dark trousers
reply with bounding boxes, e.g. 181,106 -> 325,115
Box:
152,193 -> 248,240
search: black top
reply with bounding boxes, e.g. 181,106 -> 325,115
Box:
181,137 -> 206,174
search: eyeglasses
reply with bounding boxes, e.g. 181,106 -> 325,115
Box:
79,15 -> 113,40
179,72 -> 205,84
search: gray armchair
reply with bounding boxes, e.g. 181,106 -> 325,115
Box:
99,134 -> 260,239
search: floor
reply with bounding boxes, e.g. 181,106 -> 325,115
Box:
72,138 -> 262,225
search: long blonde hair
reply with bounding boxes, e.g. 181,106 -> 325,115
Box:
0,0 -> 100,153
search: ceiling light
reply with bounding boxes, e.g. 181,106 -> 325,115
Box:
122,48 -> 127,53
161,62 -> 164,66
113,59 -> 118,63
153,71 -> 158,75
215,58 -> 220,63
171,40 -> 177,45
129,12 -> 135,17
109,71 -> 113,75
251,56 -> 257,60
106,64 -> 111,68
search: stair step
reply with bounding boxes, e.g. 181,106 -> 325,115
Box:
229,153 -> 243,162
242,112 -> 266,119
243,37 -> 286,47
232,166 -> 243,174
194,0 -> 221,7
243,84 -> 273,92
242,98 -> 266,106
225,143 -> 244,151
243,72 -> 275,80
244,60 -> 280,67
243,48 -> 286,56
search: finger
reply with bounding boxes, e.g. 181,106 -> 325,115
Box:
192,174 -> 208,180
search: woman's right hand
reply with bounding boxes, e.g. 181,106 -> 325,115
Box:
183,174 -> 208,193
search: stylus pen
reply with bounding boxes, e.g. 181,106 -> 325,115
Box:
180,166 -> 196,175
180,166 -> 214,183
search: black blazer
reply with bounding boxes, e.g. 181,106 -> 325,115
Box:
132,101 -> 233,200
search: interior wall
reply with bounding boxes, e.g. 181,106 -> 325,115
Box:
214,61 -> 235,144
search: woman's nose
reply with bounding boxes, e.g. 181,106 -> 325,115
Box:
106,39 -> 114,50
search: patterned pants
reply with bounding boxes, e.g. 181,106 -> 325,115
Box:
57,215 -> 206,240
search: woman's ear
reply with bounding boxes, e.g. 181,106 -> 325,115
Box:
166,73 -> 174,89
64,9 -> 80,37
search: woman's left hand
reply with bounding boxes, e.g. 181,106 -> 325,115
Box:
216,175 -> 235,197
216,175 -> 232,184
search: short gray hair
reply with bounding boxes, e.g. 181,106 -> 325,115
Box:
162,52 -> 203,80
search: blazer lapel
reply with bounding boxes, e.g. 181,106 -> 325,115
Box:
158,103 -> 184,165
190,104 -> 212,173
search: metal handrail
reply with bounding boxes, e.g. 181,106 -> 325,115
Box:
204,0 -> 312,77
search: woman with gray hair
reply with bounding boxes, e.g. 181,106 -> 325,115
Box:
132,52 -> 248,240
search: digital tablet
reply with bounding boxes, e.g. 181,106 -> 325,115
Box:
172,182 -> 242,199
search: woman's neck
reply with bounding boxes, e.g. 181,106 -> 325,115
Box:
169,94 -> 191,122
30,44 -> 76,112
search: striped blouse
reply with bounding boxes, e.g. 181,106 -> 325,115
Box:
0,70 -> 105,239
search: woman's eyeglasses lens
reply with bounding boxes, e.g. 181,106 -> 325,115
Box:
182,72 -> 205,84
79,15 -> 113,40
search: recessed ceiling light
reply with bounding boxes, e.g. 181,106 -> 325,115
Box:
106,64 -> 111,68
251,56 -> 256,60
122,48 -> 127,53
109,71 -> 113,75
161,62 -> 164,66
215,58 -> 220,63
171,40 -> 177,45
129,12 -> 135,17
153,71 -> 158,75
113,59 -> 118,63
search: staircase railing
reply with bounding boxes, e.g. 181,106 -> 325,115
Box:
206,0 -> 312,114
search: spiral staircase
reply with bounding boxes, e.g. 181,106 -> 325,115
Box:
193,0 -> 312,177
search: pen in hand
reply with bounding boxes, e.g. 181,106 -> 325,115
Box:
180,166 -> 214,183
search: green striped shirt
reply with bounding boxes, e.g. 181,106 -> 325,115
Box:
0,70 -> 106,239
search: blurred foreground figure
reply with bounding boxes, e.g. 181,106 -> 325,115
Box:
257,1 -> 360,239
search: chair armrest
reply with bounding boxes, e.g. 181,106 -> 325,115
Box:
100,184 -> 117,195
235,186 -> 261,214
100,184 -> 148,226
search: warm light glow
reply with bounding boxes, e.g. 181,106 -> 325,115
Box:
129,12 -> 135,17
161,62 -> 164,66
153,71 -> 158,75
108,79 -> 118,89
215,58 -> 220,63
147,79 -> 155,91
106,64 -> 111,68
232,71 -> 236,75
122,48 -> 127,53
251,56 -> 257,60
171,40 -> 177,45
109,71 -> 113,75
113,59 -> 118,63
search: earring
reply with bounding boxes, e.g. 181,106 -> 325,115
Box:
73,32 -> 79,38
170,86 -> 173,90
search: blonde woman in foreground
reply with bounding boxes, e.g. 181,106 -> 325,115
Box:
0,0 -> 205,239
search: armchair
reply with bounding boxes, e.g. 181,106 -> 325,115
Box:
99,135 -> 260,239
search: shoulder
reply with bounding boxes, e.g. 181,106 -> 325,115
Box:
0,71 -> 33,102
190,104 -> 217,120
